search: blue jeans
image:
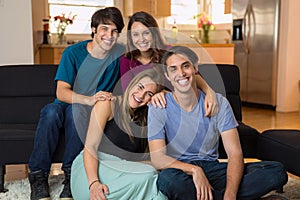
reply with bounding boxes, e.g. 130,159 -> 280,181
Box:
28,103 -> 91,173
157,160 -> 288,200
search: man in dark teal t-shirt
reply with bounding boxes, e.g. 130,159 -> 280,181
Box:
28,7 -> 125,200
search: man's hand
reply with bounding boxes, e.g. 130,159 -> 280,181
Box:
94,91 -> 113,101
191,166 -> 213,200
85,91 -> 114,106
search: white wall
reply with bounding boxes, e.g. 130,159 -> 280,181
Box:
276,0 -> 300,112
0,0 -> 33,65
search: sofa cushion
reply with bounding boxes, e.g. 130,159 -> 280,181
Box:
0,96 -> 55,124
0,127 -> 35,165
0,65 -> 57,124
0,65 -> 57,97
0,124 -> 65,165
257,129 -> 300,176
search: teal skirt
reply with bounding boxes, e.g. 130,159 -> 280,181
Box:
71,151 -> 167,200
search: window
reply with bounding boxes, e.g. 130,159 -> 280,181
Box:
210,0 -> 232,24
167,0 -> 231,26
48,0 -> 114,34
167,0 -> 198,25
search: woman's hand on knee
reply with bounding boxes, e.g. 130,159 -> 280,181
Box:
89,181 -> 109,200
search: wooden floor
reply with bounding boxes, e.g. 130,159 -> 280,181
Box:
242,106 -> 300,132
4,106 -> 300,182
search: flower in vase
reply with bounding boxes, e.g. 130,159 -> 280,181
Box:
194,12 -> 214,30
193,12 -> 215,43
52,12 -> 76,43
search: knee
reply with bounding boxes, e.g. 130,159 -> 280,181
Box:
131,171 -> 156,187
272,161 -> 288,186
40,103 -> 64,123
263,161 -> 288,187
158,168 -> 195,199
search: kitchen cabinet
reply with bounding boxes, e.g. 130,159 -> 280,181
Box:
224,0 -> 232,14
177,43 -> 234,64
198,43 -> 234,64
124,0 -> 171,17
39,45 -> 67,64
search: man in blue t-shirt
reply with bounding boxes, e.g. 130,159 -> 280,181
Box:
148,46 -> 288,200
28,7 -> 125,200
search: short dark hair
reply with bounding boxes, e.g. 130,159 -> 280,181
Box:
161,46 -> 199,73
90,7 -> 124,38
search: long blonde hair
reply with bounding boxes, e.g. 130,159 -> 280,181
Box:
114,66 -> 165,145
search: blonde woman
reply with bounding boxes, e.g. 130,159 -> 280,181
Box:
71,67 -> 167,200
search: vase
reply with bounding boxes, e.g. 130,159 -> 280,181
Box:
56,23 -> 67,45
202,29 -> 210,44
57,34 -> 67,45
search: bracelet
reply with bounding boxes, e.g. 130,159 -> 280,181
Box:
89,179 -> 100,190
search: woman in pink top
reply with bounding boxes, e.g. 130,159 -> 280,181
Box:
120,11 -> 218,115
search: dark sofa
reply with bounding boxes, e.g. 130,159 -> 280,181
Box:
0,63 -> 259,192
0,63 -> 298,193
0,64 -> 64,192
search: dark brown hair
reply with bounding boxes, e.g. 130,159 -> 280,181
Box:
161,45 -> 199,74
90,7 -> 124,38
125,11 -> 167,66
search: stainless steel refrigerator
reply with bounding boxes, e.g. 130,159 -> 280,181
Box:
232,0 -> 280,107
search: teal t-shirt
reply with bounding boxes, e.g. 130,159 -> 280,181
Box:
54,40 -> 125,104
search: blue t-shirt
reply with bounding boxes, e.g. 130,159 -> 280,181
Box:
54,40 -> 125,104
148,91 -> 238,162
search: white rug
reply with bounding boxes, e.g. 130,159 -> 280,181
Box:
267,176 -> 300,200
0,174 -> 299,199
0,174 -> 64,200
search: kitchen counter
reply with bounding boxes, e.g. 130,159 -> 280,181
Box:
39,45 -> 68,64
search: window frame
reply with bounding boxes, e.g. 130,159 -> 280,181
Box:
47,0 -> 114,35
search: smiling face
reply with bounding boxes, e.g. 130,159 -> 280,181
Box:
93,22 -> 119,51
130,22 -> 153,52
165,54 -> 198,94
128,76 -> 157,109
